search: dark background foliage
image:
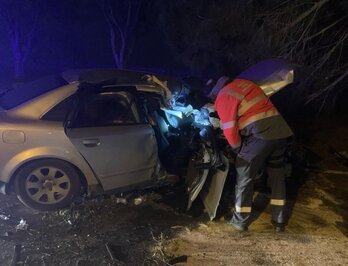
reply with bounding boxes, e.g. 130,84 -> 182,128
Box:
0,0 -> 347,114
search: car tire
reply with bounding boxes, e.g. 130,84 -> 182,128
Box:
14,159 -> 81,211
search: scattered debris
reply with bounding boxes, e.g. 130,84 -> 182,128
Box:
105,243 -> 128,263
10,244 -> 22,266
105,242 -> 117,261
133,196 -> 146,205
115,197 -> 128,205
198,223 -> 208,229
58,209 -> 70,216
2,231 -> 10,237
0,214 -> 10,221
0,211 -> 21,225
16,219 -> 28,231
148,192 -> 163,202
0,231 -> 13,239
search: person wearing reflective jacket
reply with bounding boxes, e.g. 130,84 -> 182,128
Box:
209,76 -> 293,232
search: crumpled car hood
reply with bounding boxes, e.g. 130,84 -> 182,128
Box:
237,58 -> 294,96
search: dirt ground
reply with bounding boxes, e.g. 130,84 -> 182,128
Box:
0,121 -> 348,266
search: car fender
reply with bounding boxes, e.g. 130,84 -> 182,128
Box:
2,146 -> 99,188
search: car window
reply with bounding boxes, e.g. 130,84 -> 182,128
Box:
41,95 -> 75,122
72,91 -> 141,128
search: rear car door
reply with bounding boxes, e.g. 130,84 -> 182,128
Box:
65,86 -> 159,190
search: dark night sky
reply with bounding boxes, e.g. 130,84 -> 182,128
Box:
0,0 -> 182,82
0,0 -> 346,115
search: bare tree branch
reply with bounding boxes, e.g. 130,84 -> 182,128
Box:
110,28 -> 120,67
307,32 -> 348,79
283,0 -> 330,32
306,67 -> 348,104
0,1 -> 42,78
303,16 -> 347,42
99,0 -> 142,69
286,7 -> 319,57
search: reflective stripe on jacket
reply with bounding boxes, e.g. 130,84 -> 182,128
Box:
215,79 -> 279,148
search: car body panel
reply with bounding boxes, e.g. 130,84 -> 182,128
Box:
0,119 -> 99,187
66,124 -> 158,190
237,58 -> 294,96
0,79 -> 169,197
200,155 -> 229,220
62,68 -> 181,95
186,151 -> 230,220
0,72 -> 189,210
186,149 -> 210,210
6,84 -> 77,120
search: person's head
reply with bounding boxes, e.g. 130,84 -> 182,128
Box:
206,76 -> 232,100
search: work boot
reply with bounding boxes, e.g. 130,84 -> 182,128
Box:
272,220 -> 286,232
227,220 -> 248,232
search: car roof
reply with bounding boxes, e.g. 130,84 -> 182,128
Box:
62,68 -> 181,88
3,69 -> 179,120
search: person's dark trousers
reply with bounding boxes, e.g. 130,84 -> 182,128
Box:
231,136 -> 288,228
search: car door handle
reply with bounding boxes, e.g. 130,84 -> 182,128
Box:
82,138 -> 100,147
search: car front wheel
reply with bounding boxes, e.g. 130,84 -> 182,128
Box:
14,159 -> 81,211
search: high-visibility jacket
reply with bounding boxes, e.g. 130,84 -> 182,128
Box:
215,79 -> 281,148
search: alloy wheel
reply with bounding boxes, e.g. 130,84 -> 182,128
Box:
24,167 -> 71,205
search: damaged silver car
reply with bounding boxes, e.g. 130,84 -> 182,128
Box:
0,70 -> 181,211
0,59 -> 293,219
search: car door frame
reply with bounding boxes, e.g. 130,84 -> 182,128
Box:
64,83 -> 161,191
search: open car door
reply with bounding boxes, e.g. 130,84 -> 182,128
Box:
200,155 -> 229,220
186,145 -> 230,220
186,148 -> 210,210
65,85 -> 159,191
